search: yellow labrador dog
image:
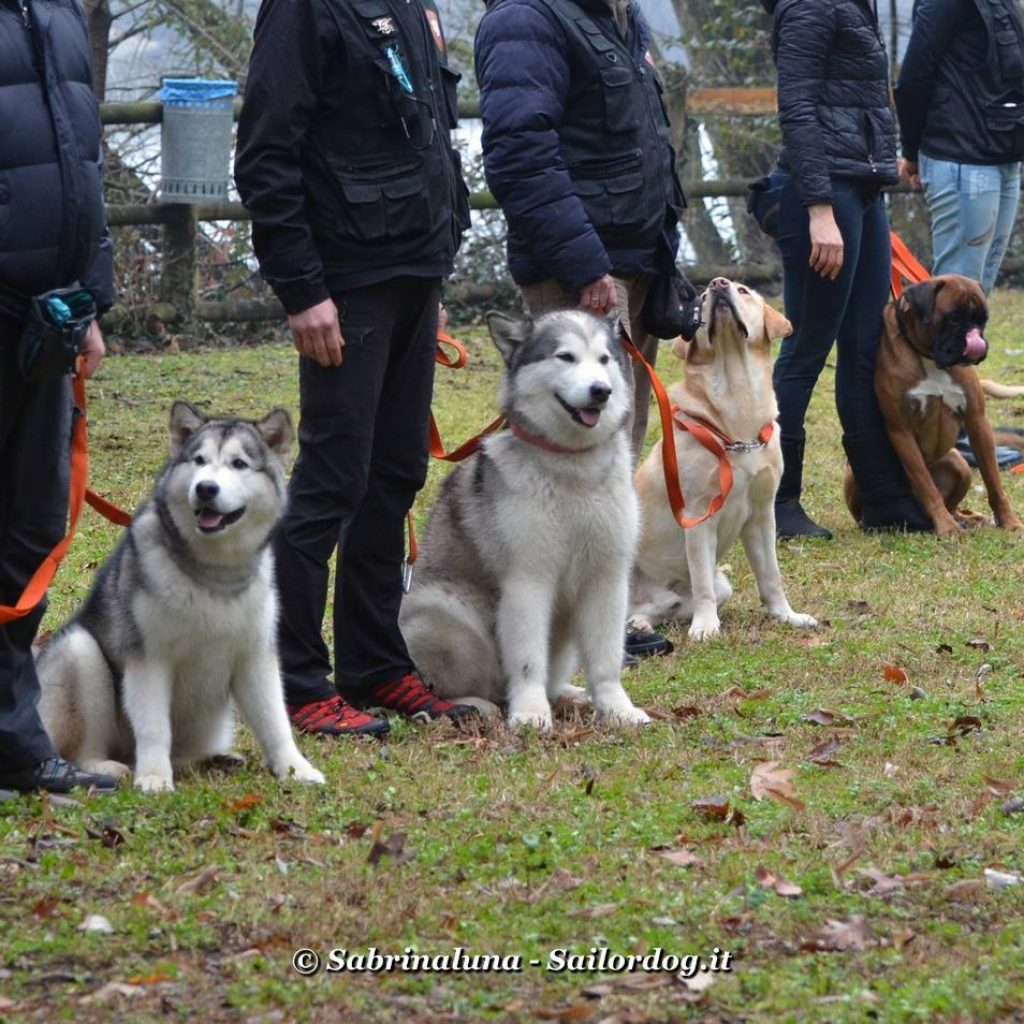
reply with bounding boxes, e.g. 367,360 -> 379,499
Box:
631,277 -> 817,641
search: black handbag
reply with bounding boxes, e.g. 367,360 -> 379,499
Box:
17,286 -> 96,383
641,261 -> 700,341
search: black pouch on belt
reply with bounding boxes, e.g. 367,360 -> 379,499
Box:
17,285 -> 96,383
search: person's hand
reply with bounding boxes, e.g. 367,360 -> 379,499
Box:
78,320 -> 105,378
808,204 -> 844,281
438,302 -> 449,334
288,298 -> 344,367
578,274 -> 617,315
898,157 -> 921,192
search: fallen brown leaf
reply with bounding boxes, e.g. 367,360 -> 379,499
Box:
944,879 -> 984,900
755,865 -> 803,897
802,709 -> 854,727
533,1005 -> 594,1022
174,865 -> 220,898
950,715 -> 983,737
966,638 -> 992,652
801,915 -> 876,952
691,797 -> 731,821
228,793 -> 261,812
882,664 -> 909,684
750,762 -> 806,811
856,867 -> 905,898
367,831 -> 412,867
806,737 -> 844,767
982,774 -> 1015,797
653,847 -> 702,868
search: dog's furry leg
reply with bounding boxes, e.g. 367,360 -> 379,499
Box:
685,522 -> 723,640
547,634 -> 587,706
576,578 -> 649,727
232,653 -> 324,785
498,580 -> 555,729
122,659 -> 176,792
740,502 -> 817,629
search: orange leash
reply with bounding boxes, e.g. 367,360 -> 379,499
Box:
890,231 -> 930,298
0,372 -> 131,625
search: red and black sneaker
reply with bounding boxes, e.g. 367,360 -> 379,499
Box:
352,673 -> 478,723
287,695 -> 390,737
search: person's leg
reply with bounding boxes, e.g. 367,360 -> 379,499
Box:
272,282 -> 400,733
520,279 -> 576,318
837,191 -> 930,531
980,162 -> 1021,293
770,176 -> 864,538
614,273 -> 655,460
0,321 -> 117,791
920,155 -> 1001,285
336,278 -> 475,720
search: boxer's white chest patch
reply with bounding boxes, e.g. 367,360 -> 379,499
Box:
908,364 -> 966,415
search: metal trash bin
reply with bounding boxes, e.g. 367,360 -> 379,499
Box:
159,78 -> 238,204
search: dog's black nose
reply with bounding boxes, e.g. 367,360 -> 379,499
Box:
589,382 -> 611,404
195,481 -> 220,503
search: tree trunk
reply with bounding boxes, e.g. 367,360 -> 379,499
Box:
83,0 -> 112,100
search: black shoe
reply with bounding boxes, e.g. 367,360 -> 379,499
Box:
843,431 -> 932,532
0,757 -> 118,795
776,435 -> 833,539
625,624 -> 674,658
775,497 -> 833,539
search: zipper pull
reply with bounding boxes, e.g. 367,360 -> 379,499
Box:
19,0 -> 30,28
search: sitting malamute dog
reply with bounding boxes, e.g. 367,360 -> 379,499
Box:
36,402 -> 324,792
399,310 -> 650,730
632,278 -> 817,641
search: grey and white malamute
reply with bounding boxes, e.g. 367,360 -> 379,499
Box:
400,310 -> 650,730
36,402 -> 324,792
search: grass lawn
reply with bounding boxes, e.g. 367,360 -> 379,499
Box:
3,290 -> 1024,1023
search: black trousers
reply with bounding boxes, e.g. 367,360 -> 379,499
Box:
274,276 -> 441,703
0,315 -> 69,772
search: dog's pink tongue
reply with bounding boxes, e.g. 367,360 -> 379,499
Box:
964,327 -> 987,361
198,510 -> 223,530
578,408 -> 601,428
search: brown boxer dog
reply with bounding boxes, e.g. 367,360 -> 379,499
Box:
845,274 -> 1022,537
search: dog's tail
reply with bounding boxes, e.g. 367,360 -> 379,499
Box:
980,379 -> 1024,399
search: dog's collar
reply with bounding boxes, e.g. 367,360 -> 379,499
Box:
671,408 -> 774,453
894,297 -> 936,363
509,420 -> 588,454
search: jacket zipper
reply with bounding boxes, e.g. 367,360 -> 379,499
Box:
19,0 -> 31,28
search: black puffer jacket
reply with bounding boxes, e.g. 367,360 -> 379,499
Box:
764,0 -> 899,205
0,0 -> 113,318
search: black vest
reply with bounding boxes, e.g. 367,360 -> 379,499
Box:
297,0 -> 470,277
0,0 -> 105,304
531,0 -> 683,248
920,0 -> 1024,163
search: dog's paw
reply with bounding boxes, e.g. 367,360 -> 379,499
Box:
551,684 -> 590,706
599,704 -> 651,728
507,707 -> 554,731
81,759 -> 132,779
134,773 -> 174,793
688,618 -> 721,641
281,761 -> 325,786
779,611 -> 818,630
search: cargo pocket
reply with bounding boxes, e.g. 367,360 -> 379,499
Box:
987,97 -> 1024,160
573,177 -> 612,232
336,164 -> 432,244
995,30 -> 1024,81
606,170 -> 644,229
600,65 -> 636,134
440,64 -> 461,129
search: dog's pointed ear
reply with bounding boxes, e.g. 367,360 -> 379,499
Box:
904,279 -> 942,325
257,408 -> 294,458
169,401 -> 208,454
762,304 -> 793,342
486,311 -> 532,367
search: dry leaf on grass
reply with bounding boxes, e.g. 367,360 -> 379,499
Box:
950,715 -> 983,737
754,865 -> 802,897
847,600 -> 871,615
855,868 -> 907,898
806,737 -> 844,767
944,879 -> 984,900
802,709 -> 854,727
882,664 -> 909,684
228,793 -> 261,812
750,762 -> 806,811
982,774 -> 1015,797
367,831 -> 413,867
691,797 -> 731,821
174,865 -> 220,898
652,847 -> 703,869
533,1004 -> 593,1022
801,915 -> 876,952
966,638 -> 992,652
79,982 -> 143,1006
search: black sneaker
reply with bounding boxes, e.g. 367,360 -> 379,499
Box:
625,624 -> 674,658
0,757 -> 118,795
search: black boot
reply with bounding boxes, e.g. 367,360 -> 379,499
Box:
842,432 -> 933,532
775,435 -> 833,539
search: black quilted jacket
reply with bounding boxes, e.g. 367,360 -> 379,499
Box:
0,0 -> 112,317
764,0 -> 899,205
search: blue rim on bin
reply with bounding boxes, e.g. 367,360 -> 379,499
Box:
158,78 -> 238,110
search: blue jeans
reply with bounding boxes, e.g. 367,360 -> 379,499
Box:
918,155 -> 1021,293
768,172 -> 892,441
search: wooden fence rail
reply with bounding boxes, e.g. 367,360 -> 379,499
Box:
99,90 -> 845,325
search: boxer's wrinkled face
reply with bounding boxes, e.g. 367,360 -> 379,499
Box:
902,276 -> 989,369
